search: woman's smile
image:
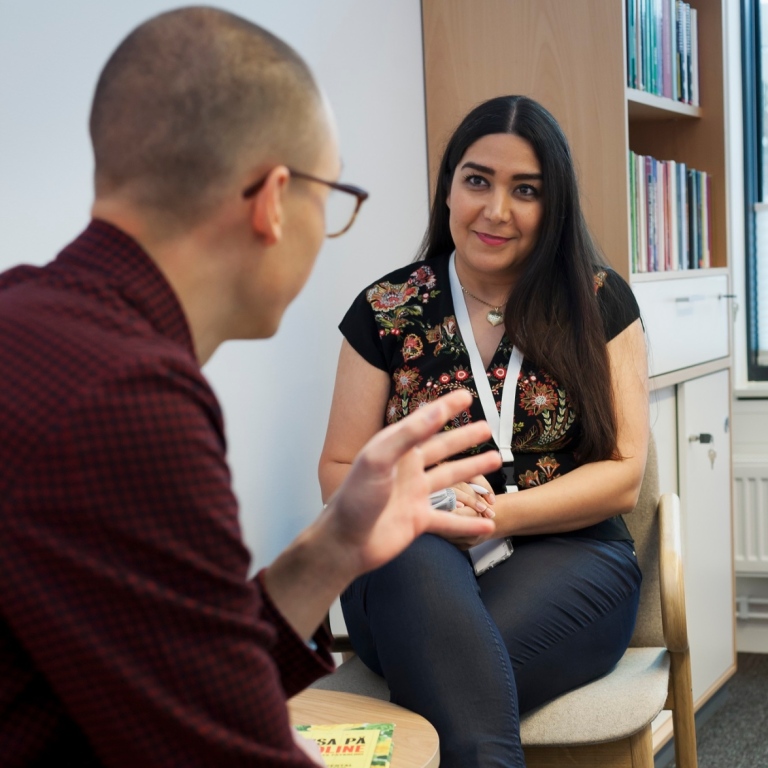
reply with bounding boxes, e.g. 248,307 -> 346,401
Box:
474,231 -> 513,246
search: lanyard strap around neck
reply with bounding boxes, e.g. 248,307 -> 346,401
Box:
448,253 -> 522,467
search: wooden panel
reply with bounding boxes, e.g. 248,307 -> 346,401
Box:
523,727 -> 653,767
524,738 -> 635,768
628,0 -> 727,268
422,0 -> 631,278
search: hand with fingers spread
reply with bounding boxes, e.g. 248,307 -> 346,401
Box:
263,389 -> 500,640
321,389 -> 500,575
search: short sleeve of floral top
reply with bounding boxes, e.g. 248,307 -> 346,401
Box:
339,255 -> 642,541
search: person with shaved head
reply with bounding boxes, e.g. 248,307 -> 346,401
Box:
0,7 -> 499,766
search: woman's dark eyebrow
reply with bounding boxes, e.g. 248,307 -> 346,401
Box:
461,161 -> 495,175
460,162 -> 542,181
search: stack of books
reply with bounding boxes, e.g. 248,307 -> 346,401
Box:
629,151 -> 711,273
626,0 -> 699,105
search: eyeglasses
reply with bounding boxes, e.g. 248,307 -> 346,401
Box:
242,167 -> 369,238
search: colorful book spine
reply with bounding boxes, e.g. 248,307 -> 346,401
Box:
661,0 -> 671,98
668,159 -> 679,270
680,161 -> 688,270
690,7 -> 699,106
683,3 -> 693,104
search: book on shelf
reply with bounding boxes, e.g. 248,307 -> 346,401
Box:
295,722 -> 395,768
629,150 -> 711,273
626,0 -> 698,106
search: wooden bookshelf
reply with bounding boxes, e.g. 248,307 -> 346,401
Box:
421,0 -> 728,278
628,0 -> 727,271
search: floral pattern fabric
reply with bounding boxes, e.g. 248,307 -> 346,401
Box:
340,256 -> 640,527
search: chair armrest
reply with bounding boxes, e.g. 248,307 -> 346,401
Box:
659,492 -> 689,653
331,634 -> 355,654
323,614 -> 355,654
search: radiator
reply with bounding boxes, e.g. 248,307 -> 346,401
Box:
734,459 -> 768,575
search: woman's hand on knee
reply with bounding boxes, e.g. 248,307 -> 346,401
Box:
441,478 -> 496,548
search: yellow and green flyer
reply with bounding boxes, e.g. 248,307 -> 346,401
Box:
295,722 -> 394,768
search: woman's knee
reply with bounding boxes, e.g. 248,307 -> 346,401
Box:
368,533 -> 476,601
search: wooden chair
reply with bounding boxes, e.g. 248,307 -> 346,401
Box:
313,440 -> 698,767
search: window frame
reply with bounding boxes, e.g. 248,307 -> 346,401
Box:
743,0 -> 768,379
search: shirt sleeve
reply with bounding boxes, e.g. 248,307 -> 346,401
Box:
339,287 -> 389,371
596,268 -> 642,342
0,357 -> 332,767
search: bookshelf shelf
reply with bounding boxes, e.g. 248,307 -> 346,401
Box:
627,88 -> 702,120
630,266 -> 729,283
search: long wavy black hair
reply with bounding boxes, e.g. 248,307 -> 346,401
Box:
417,95 -> 618,463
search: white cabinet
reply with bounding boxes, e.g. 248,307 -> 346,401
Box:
650,369 -> 735,746
633,275 -> 730,377
677,369 -> 735,703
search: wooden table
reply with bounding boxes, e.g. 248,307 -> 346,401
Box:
288,688 -> 439,768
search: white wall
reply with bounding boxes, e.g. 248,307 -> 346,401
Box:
0,1 -> 430,568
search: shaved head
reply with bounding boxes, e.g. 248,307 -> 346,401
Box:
90,6 -> 327,225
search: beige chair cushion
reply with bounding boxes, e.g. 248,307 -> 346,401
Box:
312,647 -> 670,745
519,647 -> 669,745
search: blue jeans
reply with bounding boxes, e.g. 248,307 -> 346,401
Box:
341,533 -> 641,768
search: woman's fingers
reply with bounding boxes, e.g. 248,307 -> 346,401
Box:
453,483 -> 495,518
468,475 -> 496,504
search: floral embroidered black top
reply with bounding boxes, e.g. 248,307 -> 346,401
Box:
340,255 -> 642,541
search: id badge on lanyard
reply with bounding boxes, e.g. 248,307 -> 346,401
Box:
448,252 -> 522,494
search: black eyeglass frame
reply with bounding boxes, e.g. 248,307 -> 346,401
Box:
242,167 -> 369,238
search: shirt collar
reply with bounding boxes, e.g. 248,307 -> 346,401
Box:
59,220 -> 196,358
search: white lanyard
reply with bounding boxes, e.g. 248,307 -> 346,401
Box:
448,253 -> 522,490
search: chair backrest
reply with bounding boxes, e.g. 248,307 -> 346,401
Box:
625,437 -> 665,648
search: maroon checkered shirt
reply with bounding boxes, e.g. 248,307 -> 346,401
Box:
0,221 -> 333,766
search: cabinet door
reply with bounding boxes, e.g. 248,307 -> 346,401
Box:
677,369 -> 735,704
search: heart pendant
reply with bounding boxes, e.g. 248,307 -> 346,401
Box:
487,309 -> 504,327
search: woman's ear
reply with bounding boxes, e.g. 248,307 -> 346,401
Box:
248,166 -> 290,245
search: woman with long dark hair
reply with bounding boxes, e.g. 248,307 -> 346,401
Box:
319,95 -> 649,767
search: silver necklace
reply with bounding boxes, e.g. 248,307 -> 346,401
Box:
460,285 -> 505,326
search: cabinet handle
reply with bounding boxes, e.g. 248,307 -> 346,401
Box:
688,433 -> 714,443
674,295 -> 706,302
